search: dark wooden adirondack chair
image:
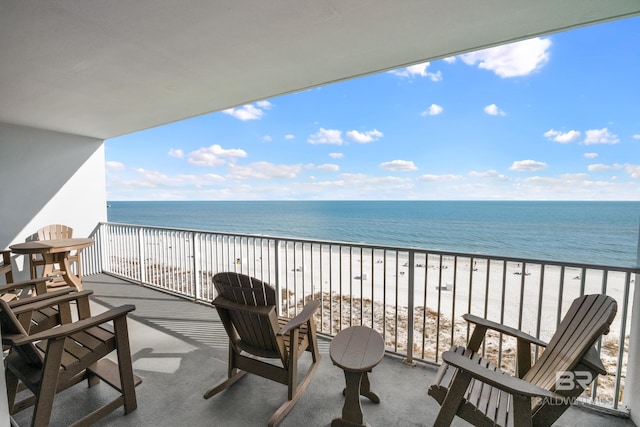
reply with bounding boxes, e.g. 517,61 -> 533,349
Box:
1,290 -> 142,426
0,269 -> 74,336
204,272 -> 321,427
429,294 -> 617,427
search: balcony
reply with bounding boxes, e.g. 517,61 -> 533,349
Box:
10,272 -> 636,426
14,221 -> 623,423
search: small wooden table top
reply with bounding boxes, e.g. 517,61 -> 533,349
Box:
10,238 -> 93,290
10,238 -> 94,255
330,325 -> 385,372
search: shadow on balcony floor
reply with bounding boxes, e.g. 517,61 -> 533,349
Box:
11,273 -> 636,427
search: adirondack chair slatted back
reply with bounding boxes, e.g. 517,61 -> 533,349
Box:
29,224 -> 82,283
37,224 -> 73,240
213,272 -> 282,358
524,294 -> 616,393
0,299 -> 43,366
214,271 -> 276,305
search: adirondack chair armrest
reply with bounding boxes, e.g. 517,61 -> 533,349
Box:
278,300 -> 321,336
442,350 -> 564,400
1,333 -> 25,346
8,288 -> 75,308
463,314 -> 547,347
212,295 -> 275,316
10,289 -> 93,317
0,277 -> 50,295
579,346 -> 607,376
12,304 -> 136,344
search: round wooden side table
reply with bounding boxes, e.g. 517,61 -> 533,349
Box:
330,325 -> 385,427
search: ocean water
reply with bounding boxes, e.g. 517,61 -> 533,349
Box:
107,201 -> 640,267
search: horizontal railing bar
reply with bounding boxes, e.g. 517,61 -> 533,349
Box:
96,222 -> 639,272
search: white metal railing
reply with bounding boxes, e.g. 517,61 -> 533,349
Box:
83,222 -> 638,413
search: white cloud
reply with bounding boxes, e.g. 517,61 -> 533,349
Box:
285,134 -> 295,140
379,160 -> 418,172
469,170 -> 509,180
421,104 -> 443,116
263,135 -> 272,142
584,128 -> 620,145
442,57 -> 456,63
339,173 -> 408,185
227,162 -> 302,180
417,173 -> 462,181
484,104 -> 506,116
222,101 -> 272,121
626,164 -> 640,178
633,134 -> 640,140
460,37 -> 551,78
329,152 -> 343,159
313,163 -> 340,172
509,160 -> 547,172
256,100 -> 271,109
106,161 -> 125,172
560,173 -> 590,181
584,153 -> 598,159
346,129 -> 383,143
188,144 -> 248,166
390,62 -> 442,81
544,129 -> 581,143
588,163 -> 623,172
132,168 -> 224,187
308,128 -> 343,145
588,164 -> 612,172
168,148 -> 184,158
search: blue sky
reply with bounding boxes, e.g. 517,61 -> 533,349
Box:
106,17 -> 640,201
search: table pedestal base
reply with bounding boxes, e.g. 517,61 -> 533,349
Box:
332,370 -> 380,427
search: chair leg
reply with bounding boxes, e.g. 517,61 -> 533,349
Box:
5,370 -> 20,414
433,369 -> 472,427
33,338 -> 65,427
511,395 -> 533,427
114,316 -> 138,414
203,369 -> 247,399
268,352 -> 321,427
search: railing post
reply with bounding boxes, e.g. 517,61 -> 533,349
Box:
274,239 -> 282,315
137,227 -> 146,285
623,220 -> 640,421
101,223 -> 111,273
404,250 -> 416,366
192,232 -> 201,302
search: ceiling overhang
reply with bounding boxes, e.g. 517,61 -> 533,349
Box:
1,1 -> 639,139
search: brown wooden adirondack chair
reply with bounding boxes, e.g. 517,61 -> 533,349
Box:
1,290 -> 141,427
1,278 -> 73,337
0,254 -> 73,337
204,272 -> 321,427
429,294 -> 617,427
29,224 -> 82,284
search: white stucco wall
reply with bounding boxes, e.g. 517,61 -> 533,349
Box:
0,122 -> 108,425
0,122 -> 107,280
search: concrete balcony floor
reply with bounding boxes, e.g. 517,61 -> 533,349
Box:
12,273 -> 637,427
